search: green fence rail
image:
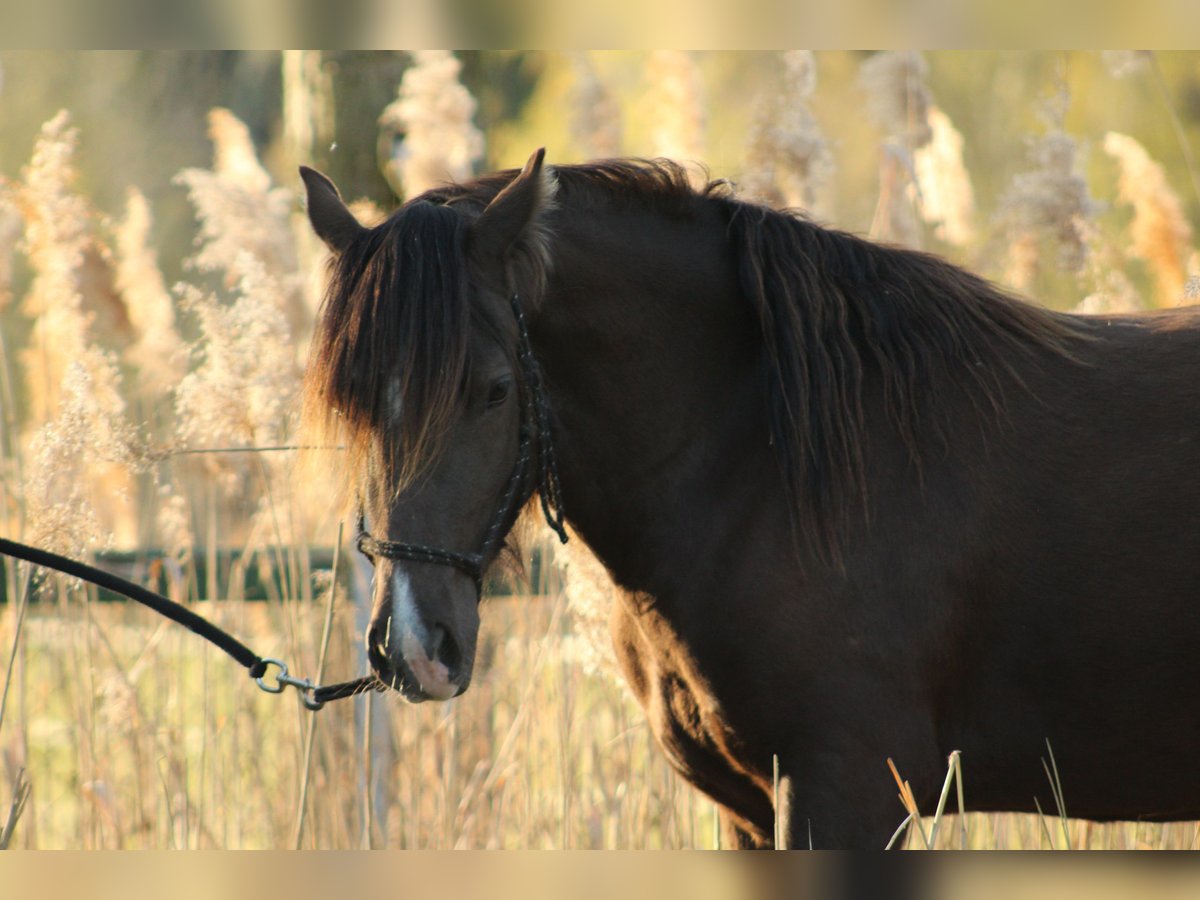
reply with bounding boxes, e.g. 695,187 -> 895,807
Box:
0,545 -> 555,604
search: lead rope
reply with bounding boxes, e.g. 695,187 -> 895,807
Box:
0,536 -> 379,710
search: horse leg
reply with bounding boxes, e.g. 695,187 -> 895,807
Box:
771,712 -> 942,850
770,764 -> 902,849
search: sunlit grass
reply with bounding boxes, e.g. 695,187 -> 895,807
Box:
886,751 -> 1200,850
9,585 -> 1200,849
1,587 -> 718,849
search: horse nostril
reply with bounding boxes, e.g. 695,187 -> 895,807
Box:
367,623 -> 392,676
429,623 -> 463,682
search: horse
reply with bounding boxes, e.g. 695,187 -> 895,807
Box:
298,149 -> 1200,849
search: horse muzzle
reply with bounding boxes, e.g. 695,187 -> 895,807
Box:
367,567 -> 474,702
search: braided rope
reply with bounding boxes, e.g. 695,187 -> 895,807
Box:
510,293 -> 569,545
476,428 -> 533,563
355,532 -> 483,584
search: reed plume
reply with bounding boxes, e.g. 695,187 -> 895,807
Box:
860,51 -> 933,248
17,111 -> 97,424
568,52 -> 622,160
15,112 -> 142,551
556,525 -> 622,685
175,109 -> 305,340
114,186 -> 186,397
172,254 -> 303,549
170,108 -> 306,543
913,106 -> 976,247
174,256 -> 298,461
24,361 -> 138,556
1103,131 -> 1194,306
859,51 -> 933,151
379,51 -> 484,199
742,51 -> 833,214
860,53 -> 974,250
997,124 -> 1097,292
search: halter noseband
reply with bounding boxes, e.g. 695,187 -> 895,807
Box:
355,292 -> 569,589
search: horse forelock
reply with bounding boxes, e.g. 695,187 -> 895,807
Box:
301,199 -> 474,499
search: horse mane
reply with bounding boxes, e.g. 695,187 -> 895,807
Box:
424,157 -> 716,210
719,200 -> 1086,560
303,157 -> 1087,559
537,160 -> 1086,560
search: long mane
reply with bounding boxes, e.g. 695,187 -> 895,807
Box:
544,160 -> 1085,558
302,158 -> 1086,556
720,198 -> 1085,558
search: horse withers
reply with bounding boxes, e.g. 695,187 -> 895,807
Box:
300,149 -> 1200,848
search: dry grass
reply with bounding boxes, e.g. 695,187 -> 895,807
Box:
1104,131 -> 1195,305
1,588 -> 715,849
888,752 -> 1200,851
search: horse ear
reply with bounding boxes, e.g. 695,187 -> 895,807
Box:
468,148 -> 553,284
300,166 -> 367,254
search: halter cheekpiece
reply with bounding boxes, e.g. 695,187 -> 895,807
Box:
355,292 -> 569,589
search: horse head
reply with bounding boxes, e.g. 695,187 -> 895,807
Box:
301,150 -> 557,702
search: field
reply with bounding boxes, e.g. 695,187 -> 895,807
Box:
8,587 -> 1200,850
4,587 -> 717,849
1,51 -> 1200,849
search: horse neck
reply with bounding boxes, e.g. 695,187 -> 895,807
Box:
529,204 -> 778,595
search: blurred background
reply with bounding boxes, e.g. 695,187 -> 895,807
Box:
0,50 -> 1198,849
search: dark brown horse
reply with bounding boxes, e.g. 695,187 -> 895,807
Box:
299,150 -> 1200,848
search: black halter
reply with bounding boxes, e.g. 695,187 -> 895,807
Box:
355,292 -> 569,589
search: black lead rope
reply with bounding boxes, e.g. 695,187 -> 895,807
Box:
0,536 -> 378,710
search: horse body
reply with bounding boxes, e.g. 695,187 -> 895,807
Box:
940,315 -> 1200,823
536,185 -> 1200,845
301,153 -> 1200,848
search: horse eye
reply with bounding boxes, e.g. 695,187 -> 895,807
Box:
486,379 -> 512,408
